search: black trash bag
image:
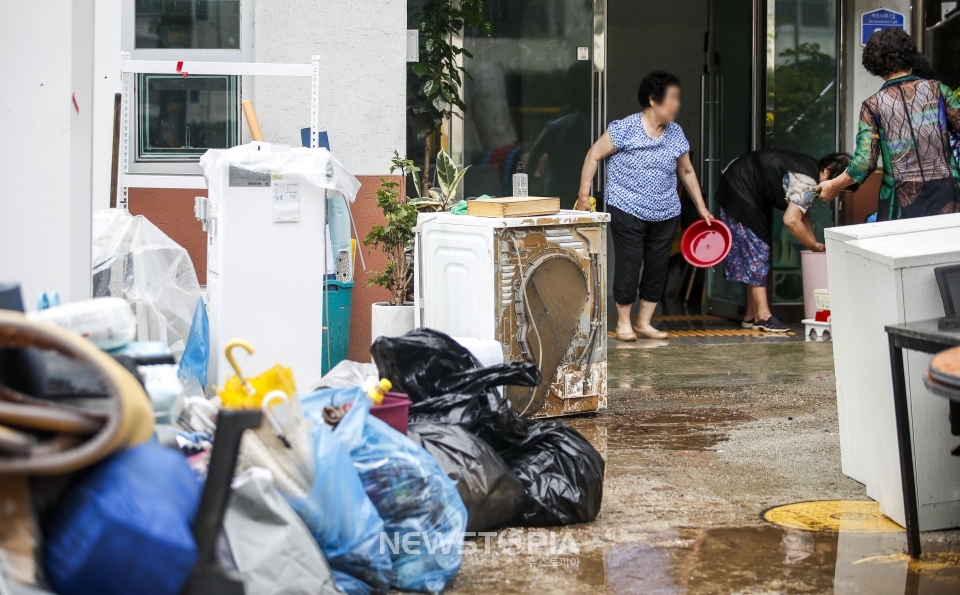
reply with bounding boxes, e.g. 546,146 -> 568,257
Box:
407,423 -> 525,532
372,329 -> 539,438
373,329 -> 605,527
499,420 -> 605,526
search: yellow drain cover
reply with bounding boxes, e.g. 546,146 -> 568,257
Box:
763,500 -> 903,533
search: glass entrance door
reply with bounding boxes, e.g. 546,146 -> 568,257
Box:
705,0 -> 839,317
704,0 -> 757,318
764,0 -> 838,306
461,0 -> 597,208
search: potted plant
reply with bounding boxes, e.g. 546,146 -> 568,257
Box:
408,149 -> 471,211
366,154 -> 420,342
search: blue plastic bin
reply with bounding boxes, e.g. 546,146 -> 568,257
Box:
322,280 -> 353,375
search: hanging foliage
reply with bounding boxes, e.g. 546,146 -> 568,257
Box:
408,0 -> 492,188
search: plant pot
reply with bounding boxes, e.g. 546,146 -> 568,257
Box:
371,302 -> 415,345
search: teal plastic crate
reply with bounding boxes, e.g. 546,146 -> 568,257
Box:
321,280 -> 353,375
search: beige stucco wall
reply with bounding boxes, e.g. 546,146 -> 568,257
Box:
252,0 -> 407,176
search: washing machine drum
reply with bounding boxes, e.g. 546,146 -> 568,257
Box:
508,254 -> 588,416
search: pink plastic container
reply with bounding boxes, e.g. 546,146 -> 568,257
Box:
681,219 -> 732,268
370,392 -> 411,435
800,250 -> 828,321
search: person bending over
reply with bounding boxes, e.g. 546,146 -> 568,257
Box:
716,150 -> 852,332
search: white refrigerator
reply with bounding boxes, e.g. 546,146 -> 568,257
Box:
827,213 -> 960,530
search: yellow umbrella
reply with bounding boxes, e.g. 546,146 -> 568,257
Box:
217,339 -> 296,410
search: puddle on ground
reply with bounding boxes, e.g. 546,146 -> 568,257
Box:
567,409 -> 754,457
607,342 -> 835,391
531,526 -> 960,594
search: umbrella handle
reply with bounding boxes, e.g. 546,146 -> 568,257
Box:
224,339 -> 256,394
261,390 -> 291,448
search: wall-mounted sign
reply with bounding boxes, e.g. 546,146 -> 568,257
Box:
861,8 -> 906,46
406,30 -> 419,62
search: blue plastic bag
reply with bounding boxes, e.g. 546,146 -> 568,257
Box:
332,570 -> 375,595
302,387 -> 468,594
178,298 -> 209,386
44,442 -> 201,595
285,421 -> 392,595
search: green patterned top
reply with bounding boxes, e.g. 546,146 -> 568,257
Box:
846,76 -> 960,220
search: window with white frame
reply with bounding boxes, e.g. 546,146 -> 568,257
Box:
123,0 -> 247,169
135,0 -> 241,49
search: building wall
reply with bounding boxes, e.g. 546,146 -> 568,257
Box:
349,176 -> 397,361
85,0 -> 406,360
251,0 -> 406,362
843,0 -> 912,149
92,0 -> 122,213
251,0 -> 407,176
0,0 -> 95,306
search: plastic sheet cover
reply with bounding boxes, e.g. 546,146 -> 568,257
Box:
92,209 -> 202,358
200,143 -> 362,204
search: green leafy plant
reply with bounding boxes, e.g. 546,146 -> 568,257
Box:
364,153 -> 420,306
408,0 -> 492,190
408,149 -> 471,211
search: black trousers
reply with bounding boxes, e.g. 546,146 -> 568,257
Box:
609,205 -> 679,305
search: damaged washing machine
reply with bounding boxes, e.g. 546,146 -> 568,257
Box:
415,210 -> 609,418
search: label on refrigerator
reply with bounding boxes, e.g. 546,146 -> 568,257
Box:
273,182 -> 300,222
228,166 -> 271,187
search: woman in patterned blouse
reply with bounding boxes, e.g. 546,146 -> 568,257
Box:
816,28 -> 960,219
577,71 -> 712,341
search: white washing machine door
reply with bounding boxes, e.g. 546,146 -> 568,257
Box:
509,252 -> 588,416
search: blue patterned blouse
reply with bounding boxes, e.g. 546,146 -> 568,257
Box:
605,112 -> 690,222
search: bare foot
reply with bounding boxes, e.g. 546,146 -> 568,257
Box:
615,325 -> 637,342
632,323 -> 669,340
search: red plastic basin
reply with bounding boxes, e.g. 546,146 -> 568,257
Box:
681,219 -> 732,268
370,392 -> 411,435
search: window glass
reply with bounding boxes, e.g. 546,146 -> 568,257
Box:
137,74 -> 237,160
765,0 -> 837,304
459,0 -> 593,207
135,0 -> 240,49
925,0 -> 960,89
765,0 -> 837,158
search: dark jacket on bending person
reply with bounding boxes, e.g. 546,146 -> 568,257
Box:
714,149 -> 820,246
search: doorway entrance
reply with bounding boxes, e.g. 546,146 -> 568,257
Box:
455,0 -> 840,318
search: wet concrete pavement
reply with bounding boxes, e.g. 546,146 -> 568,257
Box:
446,340 -> 960,594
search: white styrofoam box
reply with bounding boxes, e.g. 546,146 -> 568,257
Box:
826,213 -> 960,530
206,171 -> 327,390
453,337 -> 505,368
